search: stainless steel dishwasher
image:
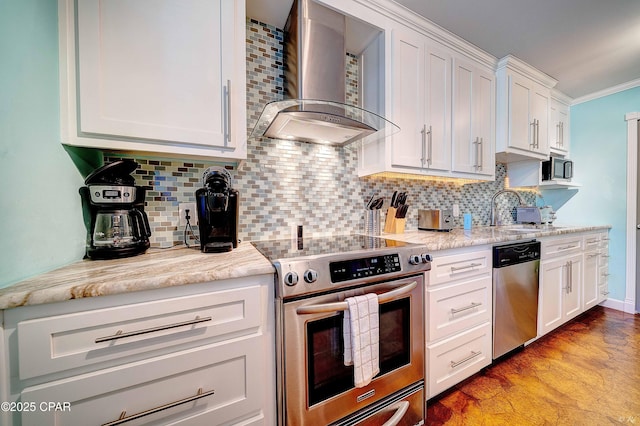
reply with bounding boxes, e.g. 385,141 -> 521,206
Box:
492,240 -> 541,359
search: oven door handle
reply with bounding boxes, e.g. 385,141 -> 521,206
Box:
295,281 -> 417,315
382,400 -> 410,426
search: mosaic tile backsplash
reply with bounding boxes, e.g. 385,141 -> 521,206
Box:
106,19 -> 537,248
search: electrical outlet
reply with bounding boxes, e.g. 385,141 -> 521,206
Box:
178,202 -> 197,226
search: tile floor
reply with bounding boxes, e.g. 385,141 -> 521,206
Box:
426,306 -> 640,425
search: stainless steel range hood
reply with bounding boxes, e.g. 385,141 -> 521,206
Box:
250,0 -> 399,146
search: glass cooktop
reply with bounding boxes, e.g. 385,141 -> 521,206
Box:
251,234 -> 414,261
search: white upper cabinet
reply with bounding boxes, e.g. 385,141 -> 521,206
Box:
549,92 -> 571,156
58,0 -> 247,161
452,56 -> 495,178
357,10 -> 496,181
496,55 -> 557,163
391,29 -> 451,172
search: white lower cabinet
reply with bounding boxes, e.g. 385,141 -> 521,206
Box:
539,253 -> 582,336
21,337 -> 263,426
427,322 -> 492,398
538,231 -> 609,338
2,276 -> 275,426
425,247 -> 492,399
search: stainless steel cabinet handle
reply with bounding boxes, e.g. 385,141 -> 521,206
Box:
560,122 -> 564,147
296,281 -> 417,315
531,120 -> 536,148
568,260 -> 573,292
450,262 -> 483,273
557,244 -> 578,251
95,316 -> 212,344
451,302 -> 482,315
427,125 -> 433,167
479,137 -> 484,171
224,80 -> 232,144
450,351 -> 482,368
102,388 -> 215,426
421,125 -> 427,167
381,401 -> 410,426
536,119 -> 540,149
601,290 -> 610,296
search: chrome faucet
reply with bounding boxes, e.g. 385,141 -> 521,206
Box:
490,189 -> 524,226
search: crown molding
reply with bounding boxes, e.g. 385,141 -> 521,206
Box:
497,55 -> 558,88
572,78 -> 640,105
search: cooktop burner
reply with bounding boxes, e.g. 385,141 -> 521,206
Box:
252,234 -> 431,299
252,234 -> 415,261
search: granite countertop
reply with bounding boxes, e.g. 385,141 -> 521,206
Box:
0,224 -> 611,311
384,224 -> 611,251
0,242 -> 274,310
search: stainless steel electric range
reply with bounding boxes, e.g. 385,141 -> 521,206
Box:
252,234 -> 431,426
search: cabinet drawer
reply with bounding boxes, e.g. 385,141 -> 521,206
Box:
426,322 -> 492,398
541,236 -> 582,259
17,286 -> 261,380
21,336 -> 264,426
426,275 -> 492,342
428,248 -> 492,286
583,234 -> 601,250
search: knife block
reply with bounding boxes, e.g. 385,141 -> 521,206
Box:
384,208 -> 397,233
392,218 -> 406,234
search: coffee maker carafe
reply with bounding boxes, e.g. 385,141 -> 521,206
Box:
195,167 -> 238,253
80,160 -> 151,259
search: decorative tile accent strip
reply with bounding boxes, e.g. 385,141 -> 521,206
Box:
104,19 -> 537,248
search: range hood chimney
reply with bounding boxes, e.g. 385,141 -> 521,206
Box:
250,0 -> 399,146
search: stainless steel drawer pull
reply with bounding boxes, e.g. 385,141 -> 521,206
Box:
95,316 -> 213,344
450,351 -> 482,368
558,244 -> 578,250
224,80 -> 232,144
451,302 -> 482,315
450,262 -> 483,273
601,291 -> 610,296
296,281 -> 417,315
102,387 -> 215,426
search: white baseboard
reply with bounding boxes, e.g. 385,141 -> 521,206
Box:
600,298 -> 637,314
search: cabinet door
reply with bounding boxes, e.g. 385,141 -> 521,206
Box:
66,0 -> 245,157
583,251 -> 600,310
508,72 -> 533,153
539,257 -> 567,336
550,99 -> 570,154
539,254 -> 582,336
423,42 -> 452,172
452,58 -> 494,177
531,86 -> 550,154
391,28 -> 425,169
563,255 -> 582,321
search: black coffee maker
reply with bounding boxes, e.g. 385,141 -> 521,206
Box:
195,167 -> 239,253
79,159 -> 151,259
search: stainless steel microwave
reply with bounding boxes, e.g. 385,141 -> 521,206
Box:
542,157 -> 573,181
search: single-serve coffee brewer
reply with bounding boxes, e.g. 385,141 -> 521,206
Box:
195,167 -> 238,253
80,159 -> 151,259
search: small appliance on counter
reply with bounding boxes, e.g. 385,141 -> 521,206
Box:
516,206 -> 556,224
195,167 -> 238,253
418,209 -> 453,231
79,159 -> 151,259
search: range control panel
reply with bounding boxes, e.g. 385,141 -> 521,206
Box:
330,254 -> 401,283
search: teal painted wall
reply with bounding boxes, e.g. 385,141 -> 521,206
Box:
0,0 -> 86,288
556,87 -> 640,302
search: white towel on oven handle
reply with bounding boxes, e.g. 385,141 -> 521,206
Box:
343,293 -> 380,388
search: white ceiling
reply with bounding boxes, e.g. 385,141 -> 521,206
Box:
246,0 -> 640,99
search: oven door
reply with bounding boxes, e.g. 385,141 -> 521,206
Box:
280,275 -> 424,426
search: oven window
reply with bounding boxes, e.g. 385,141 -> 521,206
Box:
307,298 -> 410,406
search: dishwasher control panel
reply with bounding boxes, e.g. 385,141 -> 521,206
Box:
493,240 -> 541,268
